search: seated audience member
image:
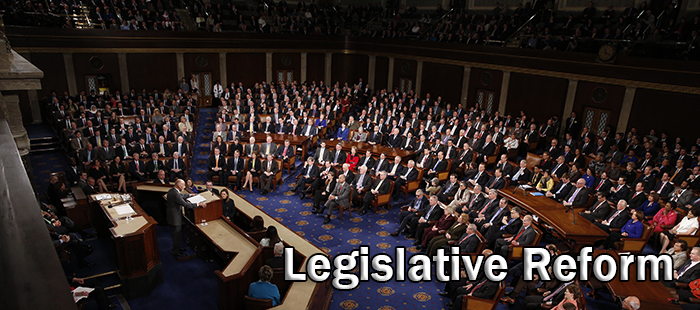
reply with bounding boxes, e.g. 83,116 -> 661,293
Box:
581,192 -> 611,222
595,210 -> 644,249
248,265 -> 281,306
417,205 -> 456,249
535,170 -> 554,192
494,215 -> 535,257
185,178 -> 199,193
665,239 -> 689,270
320,174 -> 350,224
425,212 -> 469,257
546,174 -> 572,201
594,200 -> 632,233
636,191 -> 661,217
662,246 -> 700,288
264,243 -> 284,269
425,178 -> 441,196
260,225 -> 282,247
220,189 -> 237,221
659,207 -> 699,253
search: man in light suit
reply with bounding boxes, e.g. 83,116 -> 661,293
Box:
320,174 -> 351,224
495,215 -> 535,257
260,154 -> 279,195
244,137 -> 260,157
167,179 -> 206,258
260,135 -> 278,158
314,141 -> 331,164
581,192 -> 612,222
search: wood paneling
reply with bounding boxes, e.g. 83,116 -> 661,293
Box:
184,53 -> 221,85
421,62 -> 463,106
629,89 -> 700,144
126,53 -> 177,92
392,58 -> 417,93
306,53 -> 325,84
572,81 -> 625,133
374,56 -> 389,92
506,73 -> 569,122
73,53 -> 121,93
331,54 -> 368,86
467,68 -> 503,108
28,53 -> 67,99
271,53 -> 301,83
227,53 -> 265,87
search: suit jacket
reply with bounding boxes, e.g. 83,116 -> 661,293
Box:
550,182 -> 573,200
353,173 -> 373,189
208,154 -> 226,171
167,158 -> 186,171
508,167 -> 532,183
484,176 -> 505,190
408,196 -> 430,213
512,225 -> 536,245
244,144 -> 260,157
563,187 -> 589,207
96,147 -> 116,161
416,153 -> 434,169
627,191 -> 648,209
329,181 -> 352,207
468,279 -> 500,300
610,184 -> 631,201
438,181 -> 460,198
260,142 -> 278,157
166,187 -> 198,226
373,158 -> 390,173
591,178 -> 612,193
368,132 -> 383,144
495,161 -> 513,177
605,209 -> 631,229
262,160 -> 279,174
399,167 -> 419,181
314,148 -> 332,163
370,178 -> 391,194
172,143 -> 190,157
471,171 -> 490,187
331,150 -> 347,165
276,145 -> 296,159
587,200 -> 612,220
676,261 -> 700,283
358,156 -> 376,169
457,233 -> 480,253
301,125 -> 318,136
70,137 -> 88,151
300,164 -> 320,178
386,134 -> 402,148
430,159 -> 448,172
265,256 -> 284,269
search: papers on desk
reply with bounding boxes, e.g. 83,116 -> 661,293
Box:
532,215 -> 539,223
94,194 -> 113,200
520,185 -> 533,190
113,204 -> 135,216
72,286 -> 95,303
187,194 -> 207,204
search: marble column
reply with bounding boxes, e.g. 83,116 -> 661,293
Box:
560,79 -> 579,137
266,52 -> 273,83
63,53 -> 77,95
498,71 -> 511,114
387,57 -> 395,90
415,60 -> 424,96
176,52 -> 185,79
118,53 -> 129,92
617,87 -> 637,134
219,52 -> 227,87
461,66 -> 471,106
324,53 -> 332,86
367,55 -> 376,89
300,52 -> 308,83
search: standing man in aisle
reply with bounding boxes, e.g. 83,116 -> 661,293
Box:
167,179 -> 206,258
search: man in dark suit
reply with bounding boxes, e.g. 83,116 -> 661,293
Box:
594,200 -> 631,233
128,153 -> 147,182
484,169 -> 506,191
367,125 -> 383,145
565,112 -> 580,136
313,142 -> 331,164
358,150 -> 376,171
425,151 -> 448,180
224,150 -> 245,190
655,172 -> 675,198
495,215 -> 535,257
330,143 -> 347,167
470,190 -> 500,227
662,247 -> 700,288
475,135 -> 496,164
408,195 -> 444,241
167,152 -> 186,182
581,192 -> 612,222
321,174 -> 351,224
609,177 -> 630,203
545,174 -> 573,201
201,181 -> 220,196
415,148 -> 434,170
508,160 -> 532,184
167,179 -> 206,258
351,165 -> 373,207
550,156 -> 567,178
207,148 -> 226,185
438,174 -> 460,203
467,162 -> 489,188
133,138 -> 152,158
393,160 -> 419,200
264,243 -> 285,269
392,189 -> 429,236
146,153 -> 166,180
627,182 -> 648,209
562,179 -> 589,208
484,207 -> 523,248
360,171 -> 391,215
451,223 -> 480,255
635,166 -> 657,192
451,275 -> 500,310
591,171 -> 613,194
293,157 -> 320,197
458,185 -> 486,215
260,154 -> 279,195
478,198 -> 512,235
276,140 -> 296,163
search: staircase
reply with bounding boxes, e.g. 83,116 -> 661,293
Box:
176,9 -> 198,31
29,136 -> 62,154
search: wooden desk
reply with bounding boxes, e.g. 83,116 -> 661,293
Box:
88,193 -> 162,298
64,186 -> 91,229
185,190 -> 223,224
228,193 -> 332,310
592,250 -> 681,310
499,187 -> 608,249
324,139 -> 415,161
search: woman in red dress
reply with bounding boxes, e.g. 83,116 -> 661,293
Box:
345,146 -> 360,170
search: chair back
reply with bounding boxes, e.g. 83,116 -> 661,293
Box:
270,268 -> 290,297
244,295 -> 273,310
248,229 -> 267,243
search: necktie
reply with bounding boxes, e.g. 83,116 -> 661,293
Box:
283,147 -> 288,156
358,174 -> 364,188
375,180 -> 383,191
512,169 -> 522,181
480,199 -> 493,214
607,210 -> 621,224
391,164 -> 398,174
500,219 -> 515,230
78,139 -> 82,149
415,198 -> 421,209
514,226 -> 527,242
596,180 -> 604,190
136,162 -> 140,173
174,159 -> 178,170
123,146 -> 127,156
335,151 -> 340,162
267,144 -> 270,154
474,172 -> 482,182
252,160 -> 255,170
154,161 -> 158,170
424,204 -> 436,219
433,160 -> 441,170
445,182 -> 453,193
659,182 -> 666,193
234,158 -> 238,172
568,188 -> 581,203
268,161 -> 271,171
96,137 -> 102,147
215,156 -> 219,168
421,156 -> 426,166
672,169 -> 681,181
459,233 -> 472,244
404,168 -> 411,178
556,183 -> 567,194
87,151 -> 92,161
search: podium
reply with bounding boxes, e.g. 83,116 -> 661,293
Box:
185,190 -> 222,224
89,193 -> 163,298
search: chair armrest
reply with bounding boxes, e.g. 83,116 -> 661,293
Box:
609,228 -> 621,232
595,219 -> 603,222
661,224 -> 675,229
689,297 -> 700,304
438,230 -> 447,234
400,206 -> 408,211
502,234 -> 512,238
447,240 -> 456,245
415,212 -> 425,216
540,303 -> 554,310
427,220 -> 437,225
676,282 -> 689,289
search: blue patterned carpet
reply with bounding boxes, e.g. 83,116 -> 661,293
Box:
29,114 -> 625,310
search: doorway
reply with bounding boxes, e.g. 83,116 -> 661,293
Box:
582,107 -> 613,136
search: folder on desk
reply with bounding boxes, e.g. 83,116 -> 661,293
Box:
530,192 -> 544,196
187,195 -> 207,204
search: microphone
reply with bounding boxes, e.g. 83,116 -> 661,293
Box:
564,204 -> 572,213
512,185 -> 519,194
